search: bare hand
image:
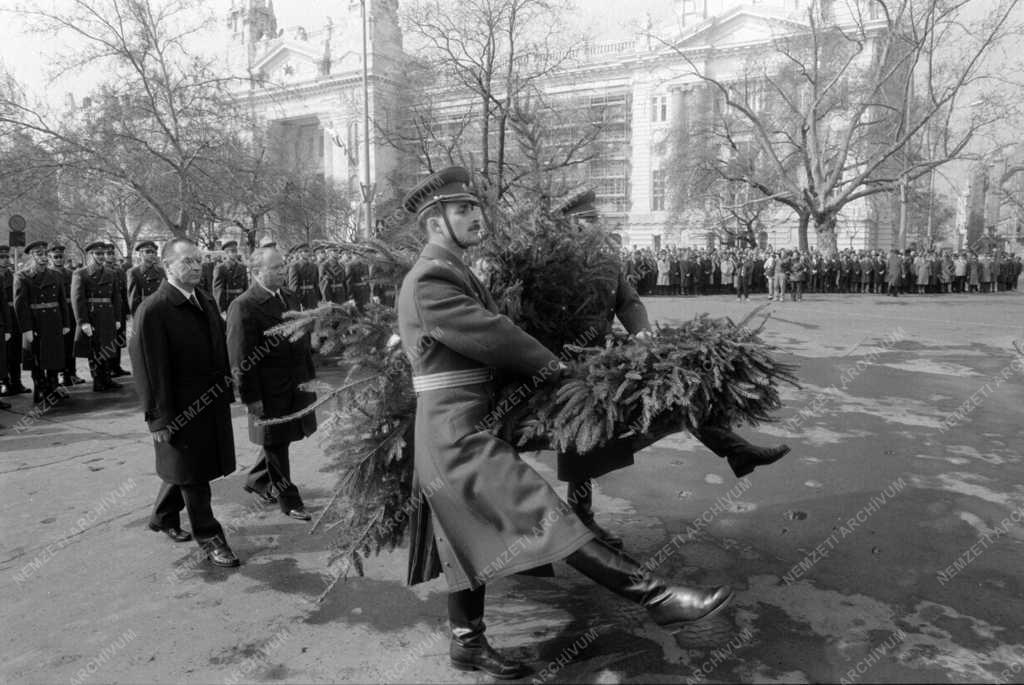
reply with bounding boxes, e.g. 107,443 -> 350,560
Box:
152,428 -> 171,443
247,400 -> 264,417
81,323 -> 93,337
3,333 -> 9,342
371,295 -> 381,304
635,329 -> 653,342
115,321 -> 121,331
22,331 -> 33,344
61,327 -> 70,335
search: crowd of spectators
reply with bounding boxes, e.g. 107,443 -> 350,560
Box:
625,246 -> 1024,301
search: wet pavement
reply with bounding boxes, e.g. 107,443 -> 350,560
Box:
1,291 -> 1022,683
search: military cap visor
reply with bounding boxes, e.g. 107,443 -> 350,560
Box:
222,240 -> 239,250
403,166 -> 480,217
0,245 -> 11,254
25,240 -> 48,254
554,188 -> 598,218
85,241 -> 107,253
135,240 -> 158,251
288,244 -> 310,255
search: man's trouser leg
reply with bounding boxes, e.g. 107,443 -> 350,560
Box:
4,313 -> 24,390
449,586 -> 486,644
248,442 -> 302,512
151,481 -> 225,547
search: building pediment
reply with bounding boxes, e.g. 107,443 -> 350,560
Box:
252,42 -> 324,82
671,7 -> 806,52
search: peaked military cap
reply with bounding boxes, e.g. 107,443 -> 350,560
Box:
135,240 -> 158,251
25,240 -> 48,254
48,243 -> 65,254
222,240 -> 239,250
85,241 -> 107,253
403,166 -> 479,217
288,243 -> 310,256
0,245 -> 10,255
259,239 -> 278,249
553,187 -> 598,218
311,242 -> 327,253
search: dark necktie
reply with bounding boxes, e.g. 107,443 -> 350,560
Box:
188,292 -> 203,311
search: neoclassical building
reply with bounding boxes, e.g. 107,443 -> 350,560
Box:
228,0 -> 889,250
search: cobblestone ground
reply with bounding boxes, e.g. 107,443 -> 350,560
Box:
1,290 -> 1022,684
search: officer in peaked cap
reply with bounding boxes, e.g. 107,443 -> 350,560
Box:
0,243 -> 30,397
286,243 -> 319,310
213,239 -> 248,315
127,240 -> 166,316
552,187 -> 599,221
15,240 -> 71,404
72,240 -> 123,391
49,244 -> 85,386
318,242 -> 348,305
396,166 -> 733,679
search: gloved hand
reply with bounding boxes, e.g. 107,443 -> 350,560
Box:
81,323 -> 93,337
22,330 -> 34,344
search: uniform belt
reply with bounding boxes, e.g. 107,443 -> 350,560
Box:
30,302 -> 59,310
226,289 -> 242,294
412,368 -> 493,393
300,285 -> 314,290
87,297 -> 112,304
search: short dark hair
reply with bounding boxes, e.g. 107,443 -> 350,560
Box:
417,202 -> 444,232
161,237 -> 196,262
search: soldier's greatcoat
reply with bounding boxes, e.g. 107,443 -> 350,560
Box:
127,264 -> 166,316
129,281 -> 235,484
287,261 -> 320,310
1,267 -> 20,378
346,260 -> 371,307
71,263 -> 123,361
0,270 -> 10,376
397,242 -> 594,591
556,269 -> 649,483
226,283 -> 317,446
213,259 -> 248,313
14,267 -> 68,371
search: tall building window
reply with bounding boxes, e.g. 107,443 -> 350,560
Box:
651,169 -> 666,211
650,95 -> 668,123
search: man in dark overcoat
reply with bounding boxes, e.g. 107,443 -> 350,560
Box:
885,247 -> 902,296
130,237 -> 239,567
72,241 -> 123,392
104,244 -> 131,377
127,240 -> 166,316
397,167 -> 732,679
15,241 -> 71,404
0,247 -> 11,412
344,252 -> 371,309
213,240 -> 248,315
318,244 -> 348,304
227,246 -> 317,520
0,245 -> 29,397
48,244 -> 86,388
286,244 -> 320,310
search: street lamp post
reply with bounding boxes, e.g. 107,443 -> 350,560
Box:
360,0 -> 373,240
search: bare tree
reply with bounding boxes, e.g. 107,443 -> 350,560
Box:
0,0 -> 244,238
660,0 -> 1023,252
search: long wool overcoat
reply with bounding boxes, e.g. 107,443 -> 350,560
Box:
14,267 -> 68,371
129,281 -> 235,485
397,242 -> 595,592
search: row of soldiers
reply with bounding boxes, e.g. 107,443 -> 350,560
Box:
0,238 -> 373,410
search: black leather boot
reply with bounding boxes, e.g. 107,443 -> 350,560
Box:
568,479 -> 624,549
448,588 -> 527,680
692,424 -> 790,478
565,539 -> 733,631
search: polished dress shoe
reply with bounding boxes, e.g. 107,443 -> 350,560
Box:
10,384 -> 32,395
693,425 -> 791,478
568,479 -> 624,549
285,507 -> 312,521
206,542 -> 240,567
243,485 -> 277,505
566,539 -> 733,631
110,367 -> 131,378
148,523 -> 193,543
450,636 -> 528,679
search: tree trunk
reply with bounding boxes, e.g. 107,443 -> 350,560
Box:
797,212 -> 810,252
815,214 -> 838,256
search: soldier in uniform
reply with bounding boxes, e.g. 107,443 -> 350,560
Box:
0,247 -> 11,412
397,167 -> 732,679
0,245 -> 30,397
48,244 -> 86,387
198,251 -> 216,295
104,244 -> 131,377
227,245 -> 317,520
344,251 -> 371,309
286,244 -> 319,310
126,241 -> 166,316
14,241 -> 71,404
318,244 -> 348,304
213,240 -> 248,315
72,241 -> 124,392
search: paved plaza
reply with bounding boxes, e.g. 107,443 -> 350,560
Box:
1,291 -> 1023,684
